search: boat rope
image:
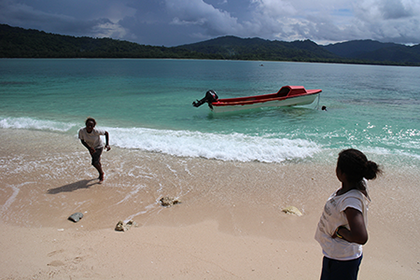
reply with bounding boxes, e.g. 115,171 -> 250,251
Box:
316,93 -> 321,110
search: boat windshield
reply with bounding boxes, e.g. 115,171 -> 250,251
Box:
277,87 -> 290,97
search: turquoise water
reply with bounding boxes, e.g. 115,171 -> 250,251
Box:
1,59 -> 419,166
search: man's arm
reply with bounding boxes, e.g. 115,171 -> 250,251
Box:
81,139 -> 95,154
104,131 -> 111,151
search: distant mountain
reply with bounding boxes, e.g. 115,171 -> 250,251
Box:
0,24 -> 213,59
177,36 -> 340,62
178,36 -> 420,65
323,40 -> 399,57
323,40 -> 420,64
1,24 -> 420,65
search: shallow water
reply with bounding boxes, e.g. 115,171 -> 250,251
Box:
1,59 -> 419,167
1,60 -> 420,280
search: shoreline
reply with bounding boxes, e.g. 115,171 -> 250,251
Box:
1,128 -> 419,279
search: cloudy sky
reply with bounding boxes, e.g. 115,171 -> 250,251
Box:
1,0 -> 419,46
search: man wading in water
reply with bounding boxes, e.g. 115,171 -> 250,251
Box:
78,118 -> 111,183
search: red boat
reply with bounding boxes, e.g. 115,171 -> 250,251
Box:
193,85 -> 322,113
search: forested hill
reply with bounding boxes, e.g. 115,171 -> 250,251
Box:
1,24 -> 420,66
0,24 -> 216,59
179,36 -> 420,65
323,40 -> 420,65
177,36 -> 339,62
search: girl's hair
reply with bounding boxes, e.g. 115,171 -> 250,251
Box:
85,117 -> 96,126
337,149 -> 382,183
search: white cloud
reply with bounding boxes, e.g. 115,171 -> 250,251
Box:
0,0 -> 130,39
251,0 -> 297,17
165,0 -> 244,35
1,0 -> 420,45
351,0 -> 420,43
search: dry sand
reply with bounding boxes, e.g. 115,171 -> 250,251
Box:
0,129 -> 419,279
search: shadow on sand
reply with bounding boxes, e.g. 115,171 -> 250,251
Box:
47,179 -> 98,194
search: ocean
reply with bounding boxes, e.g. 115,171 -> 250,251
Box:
1,59 -> 419,168
2,59 -> 420,280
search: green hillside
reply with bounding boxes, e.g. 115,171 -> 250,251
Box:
0,24 -> 216,59
1,24 -> 420,66
177,36 -> 340,62
323,39 -> 420,64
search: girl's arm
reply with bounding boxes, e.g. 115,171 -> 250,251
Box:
335,207 -> 368,245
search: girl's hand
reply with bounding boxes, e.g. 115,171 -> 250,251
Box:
332,226 -> 346,239
332,209 -> 368,244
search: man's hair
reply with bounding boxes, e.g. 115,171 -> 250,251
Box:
85,117 -> 96,126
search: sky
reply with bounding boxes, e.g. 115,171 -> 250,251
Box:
1,0 -> 419,46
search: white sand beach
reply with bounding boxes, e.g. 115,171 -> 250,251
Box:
0,129 -> 419,279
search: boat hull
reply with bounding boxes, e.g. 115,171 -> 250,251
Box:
211,92 -> 320,113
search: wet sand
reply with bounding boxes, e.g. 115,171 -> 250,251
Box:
0,129 -> 419,279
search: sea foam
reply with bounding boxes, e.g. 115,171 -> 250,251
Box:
109,127 -> 320,163
0,117 -> 76,132
0,116 -> 321,163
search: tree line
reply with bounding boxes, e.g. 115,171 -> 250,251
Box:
1,24 -> 419,66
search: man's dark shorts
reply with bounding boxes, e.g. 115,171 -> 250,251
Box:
91,147 -> 103,166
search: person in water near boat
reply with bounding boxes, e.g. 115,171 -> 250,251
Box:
78,117 -> 111,183
315,148 -> 382,280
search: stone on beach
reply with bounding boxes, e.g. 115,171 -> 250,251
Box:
115,220 -> 138,232
282,206 -> 303,216
159,197 -> 181,207
68,212 -> 84,222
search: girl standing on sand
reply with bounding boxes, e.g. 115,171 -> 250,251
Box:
315,149 -> 381,280
78,117 -> 111,183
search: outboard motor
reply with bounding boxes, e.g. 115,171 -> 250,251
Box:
193,90 -> 219,109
